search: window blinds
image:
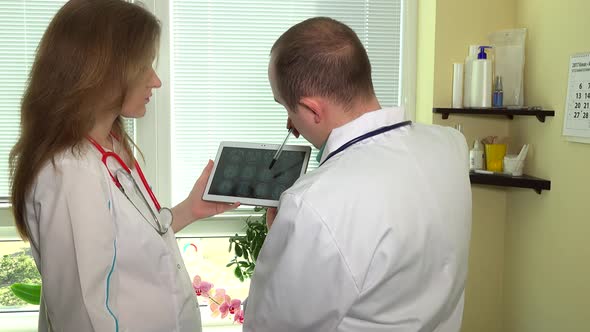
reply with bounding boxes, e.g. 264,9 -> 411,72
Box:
170,0 -> 402,203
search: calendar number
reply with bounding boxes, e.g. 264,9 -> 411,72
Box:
584,112 -> 589,119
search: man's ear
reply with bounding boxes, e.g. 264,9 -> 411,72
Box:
299,97 -> 324,124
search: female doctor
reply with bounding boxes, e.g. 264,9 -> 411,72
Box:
9,1 -> 238,331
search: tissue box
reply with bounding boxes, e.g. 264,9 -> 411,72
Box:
503,154 -> 524,176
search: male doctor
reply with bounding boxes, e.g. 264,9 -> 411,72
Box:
243,17 -> 472,332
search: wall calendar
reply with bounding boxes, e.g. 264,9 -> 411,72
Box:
563,53 -> 590,143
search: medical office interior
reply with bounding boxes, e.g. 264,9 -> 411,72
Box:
0,0 -> 588,331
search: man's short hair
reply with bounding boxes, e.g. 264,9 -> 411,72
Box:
271,17 -> 375,111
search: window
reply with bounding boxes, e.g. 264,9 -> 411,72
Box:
144,0 -> 414,207
0,0 -> 68,200
177,237 -> 249,330
0,0 -> 135,203
0,240 -> 40,311
0,238 -> 247,331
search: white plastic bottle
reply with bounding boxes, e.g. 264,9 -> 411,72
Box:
469,46 -> 493,108
469,140 -> 484,171
462,45 -> 479,108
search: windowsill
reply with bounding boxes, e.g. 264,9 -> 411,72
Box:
177,209 -> 262,237
0,312 -> 38,332
0,207 -> 16,233
0,310 -> 243,332
1,207 -> 263,239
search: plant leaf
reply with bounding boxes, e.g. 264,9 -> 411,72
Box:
234,266 -> 243,280
10,283 -> 41,305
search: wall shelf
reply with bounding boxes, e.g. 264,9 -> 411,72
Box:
433,107 -> 555,123
469,172 -> 551,194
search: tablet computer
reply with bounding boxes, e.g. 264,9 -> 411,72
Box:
203,141 -> 312,207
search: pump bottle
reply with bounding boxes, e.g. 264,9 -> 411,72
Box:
468,46 -> 493,108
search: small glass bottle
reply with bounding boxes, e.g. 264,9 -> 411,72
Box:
493,75 -> 504,107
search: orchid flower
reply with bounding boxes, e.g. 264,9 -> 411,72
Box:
233,307 -> 245,324
209,288 -> 227,318
192,275 -> 244,324
228,299 -> 242,314
192,275 -> 213,297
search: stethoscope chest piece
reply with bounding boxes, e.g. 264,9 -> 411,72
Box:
158,208 -> 173,234
88,135 -> 172,235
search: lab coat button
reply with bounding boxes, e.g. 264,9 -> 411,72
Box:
177,264 -> 181,270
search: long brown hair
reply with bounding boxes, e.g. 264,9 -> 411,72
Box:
271,17 -> 375,112
9,0 -> 161,240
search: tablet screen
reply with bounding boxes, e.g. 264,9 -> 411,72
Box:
208,146 -> 308,202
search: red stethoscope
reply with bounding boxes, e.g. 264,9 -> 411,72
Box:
87,136 -> 172,235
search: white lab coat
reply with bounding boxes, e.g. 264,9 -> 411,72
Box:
24,143 -> 201,331
243,107 -> 472,332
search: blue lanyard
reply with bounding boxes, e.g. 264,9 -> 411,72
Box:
320,120 -> 412,166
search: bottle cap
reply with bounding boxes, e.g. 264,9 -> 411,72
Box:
477,46 -> 492,59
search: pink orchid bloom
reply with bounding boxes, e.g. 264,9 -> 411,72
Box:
233,307 -> 244,324
192,275 -> 213,297
228,299 -> 242,314
192,275 -> 244,324
209,289 -> 228,318
219,301 -> 230,319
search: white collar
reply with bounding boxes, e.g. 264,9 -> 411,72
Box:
319,107 -> 406,164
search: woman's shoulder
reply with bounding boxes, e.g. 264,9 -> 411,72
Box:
29,143 -> 108,207
38,143 -> 103,181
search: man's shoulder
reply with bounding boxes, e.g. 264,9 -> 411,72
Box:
414,122 -> 464,138
411,123 -> 468,152
282,166 -> 329,199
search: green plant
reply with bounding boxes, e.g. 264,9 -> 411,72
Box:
9,283 -> 41,305
1,249 -> 41,306
226,207 -> 268,282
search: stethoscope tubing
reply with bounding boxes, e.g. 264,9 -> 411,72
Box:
320,120 -> 412,166
87,136 -> 168,234
87,136 -> 161,210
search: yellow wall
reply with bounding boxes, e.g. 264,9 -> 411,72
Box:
504,1 -> 590,331
416,0 -> 436,125
418,0 -> 589,331
418,1 -> 516,331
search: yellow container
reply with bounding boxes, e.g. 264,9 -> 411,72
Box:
485,144 -> 507,172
